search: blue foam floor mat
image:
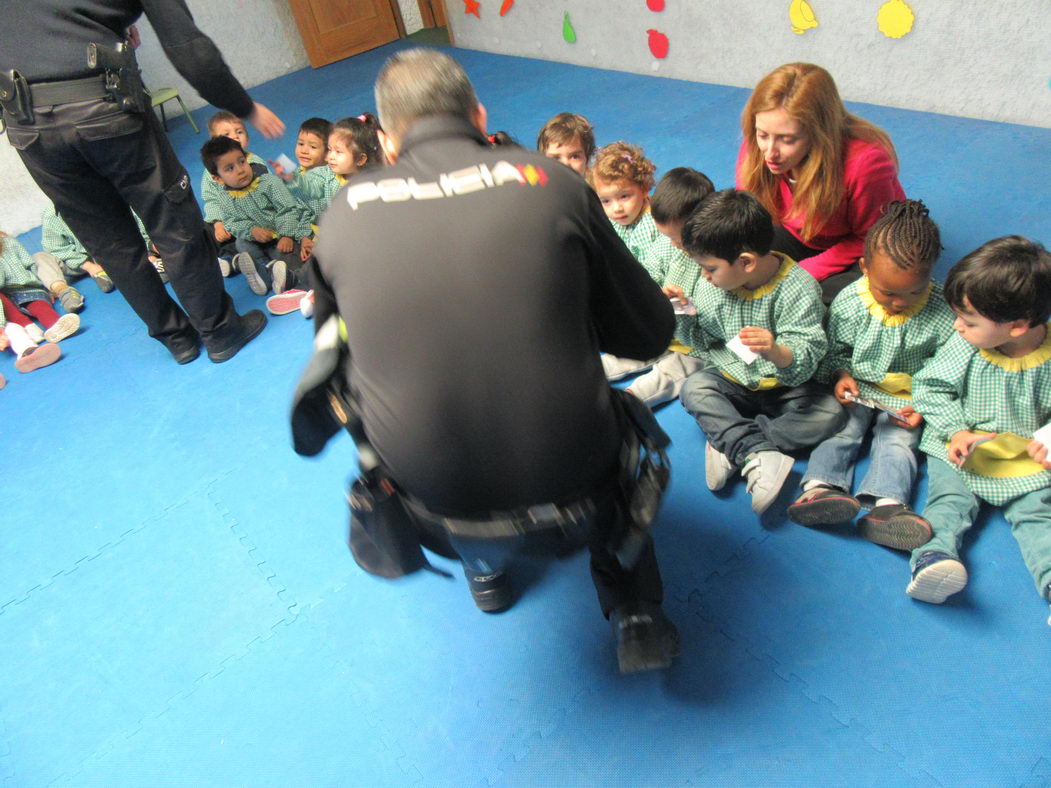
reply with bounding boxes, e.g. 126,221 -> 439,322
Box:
3,39 -> 1050,786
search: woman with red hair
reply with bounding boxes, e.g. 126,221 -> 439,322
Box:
737,63 -> 905,302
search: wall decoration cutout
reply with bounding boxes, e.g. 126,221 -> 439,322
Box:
877,0 -> 915,38
788,0 -> 819,34
463,0 -> 480,18
647,0 -> 665,11
647,29 -> 669,58
562,12 -> 577,43
500,0 -> 515,16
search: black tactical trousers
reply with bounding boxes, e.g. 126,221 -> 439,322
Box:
6,96 -> 242,350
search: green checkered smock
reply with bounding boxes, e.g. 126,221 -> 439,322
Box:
213,174 -> 314,241
914,329 -> 1051,505
287,165 -> 340,223
612,209 -> 664,283
41,204 -> 151,269
818,277 -> 957,408
643,236 -> 702,350
0,235 -> 47,328
675,254 -> 827,389
201,151 -> 268,223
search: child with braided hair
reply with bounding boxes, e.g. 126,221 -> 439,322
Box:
588,142 -> 668,381
787,200 -> 955,549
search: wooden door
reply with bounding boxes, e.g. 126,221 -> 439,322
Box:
289,0 -> 402,68
417,0 -> 447,27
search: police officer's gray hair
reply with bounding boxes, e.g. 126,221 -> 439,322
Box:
375,49 -> 478,139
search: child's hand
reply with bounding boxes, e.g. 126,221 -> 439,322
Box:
947,430 -> 993,466
214,222 -> 233,243
833,371 -> 860,405
739,326 -> 774,356
1027,439 -> 1051,471
0,329 -> 7,352
276,236 -> 294,254
252,226 -> 274,243
892,405 -> 923,430
300,237 -> 314,261
269,160 -> 295,182
662,284 -> 688,311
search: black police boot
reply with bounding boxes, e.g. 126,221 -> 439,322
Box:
206,309 -> 267,363
609,602 -> 680,674
463,567 -> 513,613
164,330 -> 201,365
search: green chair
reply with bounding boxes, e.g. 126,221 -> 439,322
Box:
146,86 -> 200,134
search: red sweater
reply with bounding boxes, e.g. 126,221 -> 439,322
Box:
736,137 -> 905,281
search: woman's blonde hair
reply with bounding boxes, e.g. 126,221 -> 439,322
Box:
739,63 -> 897,241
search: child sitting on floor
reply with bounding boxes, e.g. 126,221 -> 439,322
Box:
200,111 -> 271,273
675,189 -> 844,514
0,291 -> 62,374
786,200 -> 956,548
271,116 -> 335,259
905,236 -> 1051,623
200,136 -> 313,297
537,112 -> 594,176
621,167 -> 715,406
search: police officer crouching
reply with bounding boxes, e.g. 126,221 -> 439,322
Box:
306,49 -> 681,674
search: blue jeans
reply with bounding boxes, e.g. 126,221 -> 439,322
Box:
910,457 -> 1051,600
680,366 -> 846,467
802,404 -> 920,506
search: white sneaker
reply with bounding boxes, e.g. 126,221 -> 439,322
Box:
299,289 -> 315,318
218,257 -> 232,277
43,313 -> 80,343
906,552 -> 968,604
25,323 -> 45,344
602,353 -> 653,381
742,451 -> 793,514
270,260 -> 288,294
705,441 -> 735,491
235,252 -> 268,295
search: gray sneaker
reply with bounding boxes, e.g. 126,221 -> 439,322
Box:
93,271 -> 115,293
705,441 -> 735,491
235,252 -> 268,295
58,286 -> 85,314
742,451 -> 793,514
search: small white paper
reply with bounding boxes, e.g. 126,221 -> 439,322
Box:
726,335 -> 759,364
671,296 -> 696,316
1033,422 -> 1051,449
275,153 -> 297,173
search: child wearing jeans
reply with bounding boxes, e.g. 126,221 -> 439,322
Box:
906,236 -> 1051,623
271,117 -> 335,244
787,200 -> 956,549
200,136 -> 312,297
537,112 -> 595,176
676,189 -> 844,514
623,167 -> 715,406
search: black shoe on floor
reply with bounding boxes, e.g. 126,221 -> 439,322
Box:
206,310 -> 267,363
464,568 -> 513,613
165,332 -> 201,365
609,603 -> 680,674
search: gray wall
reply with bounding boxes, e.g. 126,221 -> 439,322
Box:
1,0 -> 424,235
448,1 -> 1050,129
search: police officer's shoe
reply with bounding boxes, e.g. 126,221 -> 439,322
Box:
609,602 -> 680,674
166,332 -> 201,365
206,310 -> 268,363
464,568 -> 513,613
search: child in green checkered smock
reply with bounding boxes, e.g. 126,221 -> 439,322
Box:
587,142 -> 670,383
618,168 -> 715,406
903,236 -> 1051,625
677,189 -> 844,515
200,111 -> 272,270
787,201 -> 956,551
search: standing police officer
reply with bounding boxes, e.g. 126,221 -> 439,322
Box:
313,50 -> 681,673
0,0 -> 283,363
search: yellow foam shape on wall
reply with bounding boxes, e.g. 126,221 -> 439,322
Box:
877,0 -> 915,39
788,0 -> 819,34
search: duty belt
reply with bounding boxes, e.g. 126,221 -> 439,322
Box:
28,75 -> 109,106
402,494 -> 597,539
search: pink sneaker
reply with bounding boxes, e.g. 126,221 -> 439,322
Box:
265,289 -> 308,315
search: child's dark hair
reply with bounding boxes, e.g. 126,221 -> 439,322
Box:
536,113 -> 595,160
300,117 -> 333,142
681,188 -> 773,263
487,130 -> 519,147
200,135 -> 244,176
945,236 -> 1051,326
206,110 -> 241,135
651,167 -> 715,226
865,199 -> 941,272
588,142 -> 656,192
330,113 -> 383,168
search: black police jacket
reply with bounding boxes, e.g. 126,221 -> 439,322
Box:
314,114 -> 674,514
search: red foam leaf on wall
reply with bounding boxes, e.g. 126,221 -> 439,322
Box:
500,0 -> 514,16
646,0 -> 665,11
647,29 -> 669,58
